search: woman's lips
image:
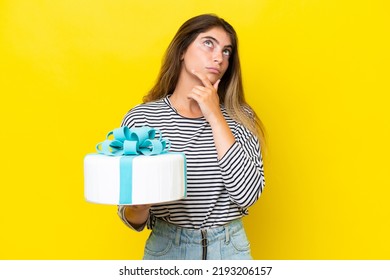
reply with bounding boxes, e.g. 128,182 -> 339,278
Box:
206,67 -> 221,74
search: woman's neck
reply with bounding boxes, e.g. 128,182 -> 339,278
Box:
169,91 -> 203,118
170,76 -> 203,118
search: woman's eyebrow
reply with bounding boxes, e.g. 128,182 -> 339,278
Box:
201,36 -> 233,49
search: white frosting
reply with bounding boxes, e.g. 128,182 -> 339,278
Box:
84,153 -> 186,205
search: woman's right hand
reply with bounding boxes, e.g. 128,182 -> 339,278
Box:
123,204 -> 152,228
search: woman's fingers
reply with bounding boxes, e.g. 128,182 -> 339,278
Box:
213,79 -> 221,90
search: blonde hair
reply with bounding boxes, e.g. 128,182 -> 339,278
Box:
143,14 -> 266,147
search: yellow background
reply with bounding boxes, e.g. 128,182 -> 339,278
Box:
1,0 -> 389,259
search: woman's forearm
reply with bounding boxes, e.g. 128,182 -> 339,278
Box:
208,113 -> 235,160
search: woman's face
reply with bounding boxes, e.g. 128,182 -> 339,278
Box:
180,27 -> 233,84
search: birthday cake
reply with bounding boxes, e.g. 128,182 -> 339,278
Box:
84,126 -> 187,205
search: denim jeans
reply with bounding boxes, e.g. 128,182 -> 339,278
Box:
143,218 -> 252,260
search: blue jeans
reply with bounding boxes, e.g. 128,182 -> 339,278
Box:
143,218 -> 252,260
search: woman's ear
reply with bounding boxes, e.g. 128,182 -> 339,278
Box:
180,50 -> 185,61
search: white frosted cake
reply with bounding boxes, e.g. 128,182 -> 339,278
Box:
84,152 -> 187,205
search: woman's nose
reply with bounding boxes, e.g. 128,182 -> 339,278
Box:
213,51 -> 223,64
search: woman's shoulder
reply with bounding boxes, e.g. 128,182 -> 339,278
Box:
121,98 -> 169,127
127,98 -> 168,115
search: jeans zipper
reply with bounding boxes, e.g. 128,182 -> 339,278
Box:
201,230 -> 207,260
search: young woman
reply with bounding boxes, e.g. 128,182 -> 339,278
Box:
118,14 -> 266,260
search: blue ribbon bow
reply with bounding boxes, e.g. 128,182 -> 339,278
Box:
96,126 -> 170,156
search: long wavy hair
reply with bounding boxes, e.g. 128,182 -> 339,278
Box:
143,14 -> 266,146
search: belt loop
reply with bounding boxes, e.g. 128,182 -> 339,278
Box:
175,226 -> 181,246
224,225 -> 230,244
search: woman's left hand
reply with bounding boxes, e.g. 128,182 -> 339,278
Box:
189,69 -> 235,159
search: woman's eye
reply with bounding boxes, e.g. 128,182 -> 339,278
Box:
204,40 -> 213,47
223,49 -> 232,57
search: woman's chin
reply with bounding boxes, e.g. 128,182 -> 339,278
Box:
206,74 -> 221,85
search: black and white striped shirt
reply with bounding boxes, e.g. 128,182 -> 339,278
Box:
118,96 -> 265,230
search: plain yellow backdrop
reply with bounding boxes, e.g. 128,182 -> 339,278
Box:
1,0 -> 389,259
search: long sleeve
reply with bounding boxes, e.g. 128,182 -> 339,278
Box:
219,124 -> 265,209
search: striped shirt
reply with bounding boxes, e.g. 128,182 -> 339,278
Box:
118,96 -> 265,230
